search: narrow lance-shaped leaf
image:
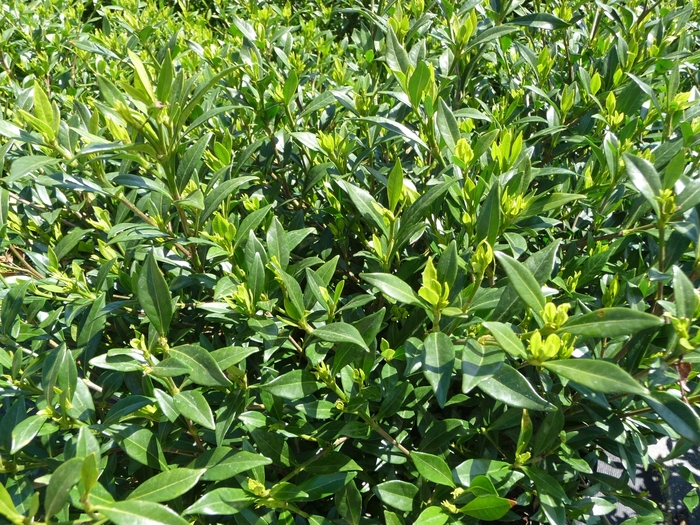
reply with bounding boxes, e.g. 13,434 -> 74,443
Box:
260,370 -> 322,400
462,339 -> 504,394
495,252 -> 546,313
623,153 -> 661,214
128,468 -> 206,502
412,451 -> 455,487
45,457 -> 84,519
387,159 -> 403,213
174,391 -> 216,430
137,251 -> 173,337
360,273 -> 425,307
313,323 -> 370,351
478,364 -> 555,411
542,359 -> 648,395
644,391 -> 700,445
559,308 -> 664,338
483,322 -> 527,359
422,332 -> 455,408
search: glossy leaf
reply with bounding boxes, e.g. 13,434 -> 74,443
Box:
623,153 -> 661,213
559,308 -> 664,338
372,480 -> 418,512
495,252 -> 546,313
422,332 -> 455,408
260,370 -> 322,399
644,391 -> 700,444
137,250 -> 173,336
478,364 -> 555,411
174,391 -> 216,430
462,495 -> 514,521
462,339 -> 505,394
96,501 -> 189,525
542,359 -> 648,395
412,451 -> 455,487
313,322 -> 370,351
128,469 -> 205,502
483,322 -> 527,359
360,273 -> 424,306
45,457 -> 83,519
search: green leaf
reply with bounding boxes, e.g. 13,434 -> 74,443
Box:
468,476 -> 498,496
437,240 -> 458,286
113,426 -> 167,470
495,252 -> 545,313
542,359 -> 648,395
478,364 -> 555,411
508,13 -> 569,29
200,176 -> 257,225
336,480 -> 362,525
33,80 -> 55,138
1,278 -> 31,336
268,482 -> 308,502
387,159 -> 404,213
45,457 -> 83,519
168,345 -> 232,387
298,472 -> 356,500
188,448 -> 272,481
283,69 -> 299,105
9,155 -> 60,181
385,26 -> 410,74
267,217 -> 290,269
676,179 -> 700,214
462,339 -> 504,394
415,506 -> 449,525
174,391 -> 216,430
10,414 -> 47,454
360,273 -> 424,307
127,50 -> 156,104
437,99 -> 460,152
183,487 -> 255,516
273,265 -> 306,321
673,266 -> 697,320
523,193 -> 586,217
177,133 -> 211,192
520,466 -> 570,503
336,180 -> 389,235
623,153 -> 662,213
103,395 -> 154,426
559,308 -> 664,338
412,451 -> 455,487
539,492 -> 566,525
373,480 -> 418,512
137,251 -> 173,336
422,332 -> 455,408
462,495 -> 514,521
476,183 -> 501,247
260,370 -> 322,399
407,61 -> 430,107
483,322 -> 527,359
453,459 -> 512,487
313,322 -> 369,351
492,241 -> 561,322
0,482 -> 21,521
233,204 -> 273,251
644,391 -> 700,444
128,468 -> 204,502
96,501 -> 189,525
395,180 -> 455,250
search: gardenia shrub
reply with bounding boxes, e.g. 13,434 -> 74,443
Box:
0,0 -> 699,523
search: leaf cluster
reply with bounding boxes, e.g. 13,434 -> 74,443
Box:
0,0 -> 699,523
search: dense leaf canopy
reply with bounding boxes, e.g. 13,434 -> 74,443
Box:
0,0 -> 699,523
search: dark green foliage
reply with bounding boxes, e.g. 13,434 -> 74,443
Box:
0,0 -> 699,523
